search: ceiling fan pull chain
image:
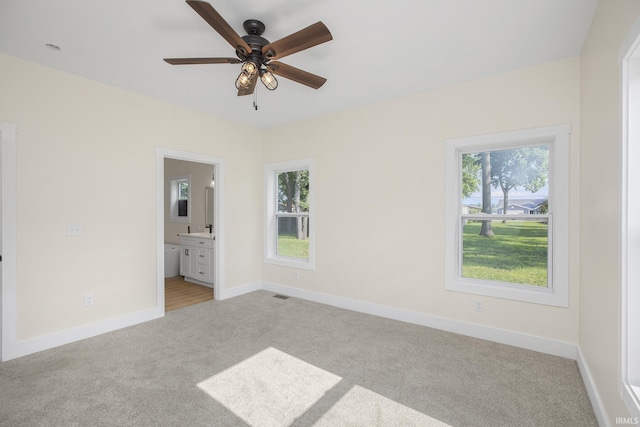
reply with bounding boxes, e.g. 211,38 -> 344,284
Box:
253,83 -> 258,110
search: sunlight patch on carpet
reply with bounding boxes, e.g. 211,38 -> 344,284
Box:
314,385 -> 450,427
197,347 -> 342,427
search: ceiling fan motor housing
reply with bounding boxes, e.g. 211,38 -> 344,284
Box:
243,19 -> 265,36
237,19 -> 270,63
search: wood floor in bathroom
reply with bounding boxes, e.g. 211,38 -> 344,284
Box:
165,276 -> 213,312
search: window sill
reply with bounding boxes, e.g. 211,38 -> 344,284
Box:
265,256 -> 314,271
446,278 -> 568,307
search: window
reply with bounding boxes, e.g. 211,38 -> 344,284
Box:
169,175 -> 191,223
265,159 -> 315,270
444,125 -> 570,306
620,18 -> 640,419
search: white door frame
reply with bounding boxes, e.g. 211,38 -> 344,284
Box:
156,148 -> 225,307
1,121 -> 18,362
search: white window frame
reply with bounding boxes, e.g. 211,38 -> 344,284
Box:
619,15 -> 640,419
169,174 -> 191,223
264,159 -> 315,270
444,124 -> 570,307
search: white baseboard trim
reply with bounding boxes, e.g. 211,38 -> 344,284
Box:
576,346 -> 610,427
5,307 -> 163,361
217,281 -> 262,300
261,281 -> 578,360
4,280 -> 577,365
4,280 -> 261,360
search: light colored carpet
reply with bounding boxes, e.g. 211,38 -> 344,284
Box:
196,346 -> 447,427
198,347 -> 341,426
315,385 -> 448,426
0,291 -> 597,426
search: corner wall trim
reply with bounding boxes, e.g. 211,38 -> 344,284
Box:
218,282 -> 262,300
261,281 -> 578,360
1,121 -> 18,362
577,346 -> 610,427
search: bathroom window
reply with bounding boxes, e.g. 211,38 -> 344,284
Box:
169,175 -> 191,223
444,125 -> 570,307
264,159 -> 315,270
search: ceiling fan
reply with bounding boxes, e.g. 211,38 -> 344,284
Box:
164,0 -> 333,98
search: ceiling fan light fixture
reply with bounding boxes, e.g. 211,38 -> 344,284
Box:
241,61 -> 258,75
260,71 -> 278,90
235,70 -> 253,90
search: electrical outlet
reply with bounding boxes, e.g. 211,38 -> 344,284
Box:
85,294 -> 93,306
66,224 -> 82,236
474,300 -> 483,312
294,271 -> 300,280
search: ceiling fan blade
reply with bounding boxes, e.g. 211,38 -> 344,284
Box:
266,61 -> 327,89
164,57 -> 241,65
186,0 -> 252,55
262,22 -> 332,60
237,74 -> 258,96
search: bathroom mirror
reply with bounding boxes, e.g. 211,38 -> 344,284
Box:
205,186 -> 214,230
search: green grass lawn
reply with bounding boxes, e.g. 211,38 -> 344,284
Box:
462,220 -> 548,286
277,234 -> 309,259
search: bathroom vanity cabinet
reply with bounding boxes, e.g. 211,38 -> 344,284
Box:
179,234 -> 214,287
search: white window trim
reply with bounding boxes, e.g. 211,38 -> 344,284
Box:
444,124 -> 570,307
169,174 -> 191,223
619,14 -> 640,419
264,158 -> 315,270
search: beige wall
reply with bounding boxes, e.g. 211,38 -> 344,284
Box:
4,8 -> 636,417
164,158 -> 215,244
0,53 -> 263,340
580,0 -> 640,423
263,57 -> 581,344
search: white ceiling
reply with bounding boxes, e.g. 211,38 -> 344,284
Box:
0,0 -> 599,129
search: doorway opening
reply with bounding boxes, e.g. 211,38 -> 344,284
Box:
156,148 -> 225,313
165,276 -> 213,311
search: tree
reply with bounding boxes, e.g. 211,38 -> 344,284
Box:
462,153 -> 481,198
480,151 -> 494,237
537,199 -> 548,214
461,152 -> 493,236
490,147 -> 548,217
278,170 -> 309,239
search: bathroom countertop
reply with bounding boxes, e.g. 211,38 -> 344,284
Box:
179,232 -> 214,239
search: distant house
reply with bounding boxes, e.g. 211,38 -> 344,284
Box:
496,198 -> 547,215
462,203 -> 482,214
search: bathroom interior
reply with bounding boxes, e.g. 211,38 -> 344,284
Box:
164,158 -> 215,311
